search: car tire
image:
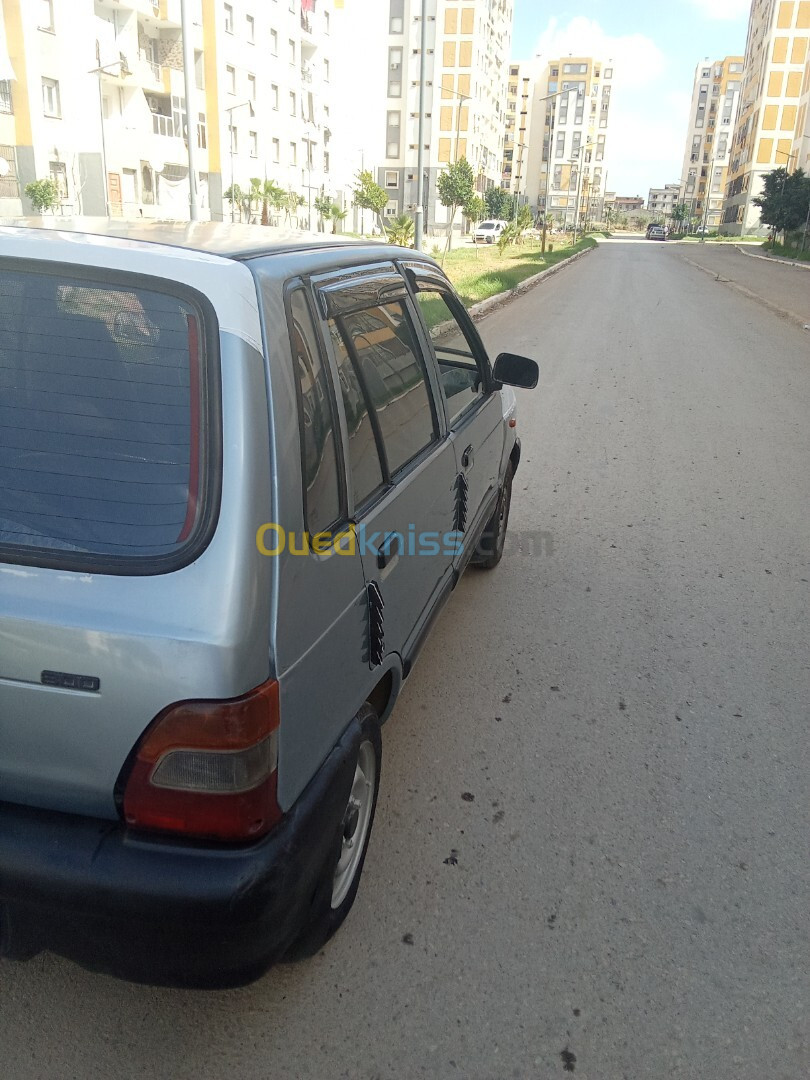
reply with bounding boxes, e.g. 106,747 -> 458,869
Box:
486,236 -> 494,244
473,462 -> 513,570
283,704 -> 382,962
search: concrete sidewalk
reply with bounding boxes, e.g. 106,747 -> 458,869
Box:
676,243 -> 810,328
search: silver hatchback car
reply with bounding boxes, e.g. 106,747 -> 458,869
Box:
0,222 -> 537,986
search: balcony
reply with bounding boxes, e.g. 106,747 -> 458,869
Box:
152,111 -> 175,137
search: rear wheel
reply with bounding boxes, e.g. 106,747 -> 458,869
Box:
473,462 -> 513,569
284,705 -> 381,961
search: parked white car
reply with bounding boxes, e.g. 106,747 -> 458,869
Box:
473,219 -> 508,244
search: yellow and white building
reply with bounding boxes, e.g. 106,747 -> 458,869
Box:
333,0 -> 513,236
523,55 -> 615,227
678,56 -> 744,232
0,0 -> 337,222
721,0 -> 810,234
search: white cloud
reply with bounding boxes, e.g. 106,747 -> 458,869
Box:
530,18 -> 693,194
533,16 -> 666,89
687,0 -> 751,20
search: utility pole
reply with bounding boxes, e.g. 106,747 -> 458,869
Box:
180,0 -> 199,220
414,0 -> 428,251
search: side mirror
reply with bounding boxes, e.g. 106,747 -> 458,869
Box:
492,352 -> 539,390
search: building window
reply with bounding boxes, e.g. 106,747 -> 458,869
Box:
272,137 -> 280,162
323,58 -> 330,81
385,170 -> 398,187
245,14 -> 255,42
324,11 -> 330,33
49,160 -> 67,199
0,80 -> 12,114
271,83 -> 279,109
38,0 -> 54,31
197,112 -> 207,149
224,3 -> 233,33
226,65 -> 236,95
386,110 -> 401,158
247,73 -> 256,100
289,90 -> 296,115
604,68 -> 613,79
229,125 -> 238,153
289,38 -> 295,64
41,78 -> 61,118
249,130 -> 258,157
289,141 -> 297,165
270,29 -> 278,55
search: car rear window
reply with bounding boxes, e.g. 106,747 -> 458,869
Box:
0,265 -> 214,569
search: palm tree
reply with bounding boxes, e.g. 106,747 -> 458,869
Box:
328,203 -> 348,234
386,212 -> 415,247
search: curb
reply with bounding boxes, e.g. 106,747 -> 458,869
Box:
733,244 -> 810,272
680,254 -> 809,329
465,243 -> 596,322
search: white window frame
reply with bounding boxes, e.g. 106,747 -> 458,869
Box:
41,77 -> 61,118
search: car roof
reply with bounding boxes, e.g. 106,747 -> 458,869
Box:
0,218 -> 400,262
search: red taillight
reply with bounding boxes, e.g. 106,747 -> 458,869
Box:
122,679 -> 282,842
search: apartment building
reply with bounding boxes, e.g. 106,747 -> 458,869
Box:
677,56 -> 743,232
613,195 -> 643,211
337,0 -> 513,236
647,183 -> 681,218
721,0 -> 810,234
500,59 -> 533,200
523,55 -> 615,227
0,0 -> 336,223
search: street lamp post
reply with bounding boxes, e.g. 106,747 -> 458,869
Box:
225,100 -> 254,222
89,44 -> 125,218
414,0 -> 428,251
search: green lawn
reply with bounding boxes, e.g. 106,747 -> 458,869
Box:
430,236 -> 597,309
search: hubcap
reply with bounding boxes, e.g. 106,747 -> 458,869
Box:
331,740 -> 376,909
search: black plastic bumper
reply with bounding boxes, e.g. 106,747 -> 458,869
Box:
0,720 -> 360,988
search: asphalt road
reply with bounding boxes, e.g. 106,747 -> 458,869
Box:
2,239 -> 808,1080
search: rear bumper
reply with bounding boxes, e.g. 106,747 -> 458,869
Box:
0,720 -> 360,988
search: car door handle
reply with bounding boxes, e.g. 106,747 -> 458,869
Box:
377,531 -> 398,570
461,444 -> 474,469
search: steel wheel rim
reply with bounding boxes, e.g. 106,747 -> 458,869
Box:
331,740 -> 376,909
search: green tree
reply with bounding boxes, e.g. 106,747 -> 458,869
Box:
464,194 -> 486,227
386,212 -> 415,247
261,179 -> 284,225
24,178 -> 60,214
753,167 -> 810,242
282,188 -> 305,226
313,194 -> 334,231
437,156 -> 475,265
328,203 -> 348,233
352,169 -> 387,234
484,187 -> 514,220
670,202 -> 689,234
222,183 -> 245,221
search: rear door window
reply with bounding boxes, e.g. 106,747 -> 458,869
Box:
340,301 -> 437,475
0,265 -> 216,570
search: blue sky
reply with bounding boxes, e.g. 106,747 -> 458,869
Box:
512,0 -> 752,195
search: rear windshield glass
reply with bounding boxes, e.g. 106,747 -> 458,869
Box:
0,266 -> 208,565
